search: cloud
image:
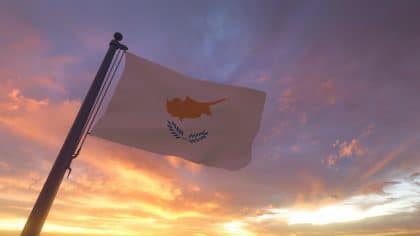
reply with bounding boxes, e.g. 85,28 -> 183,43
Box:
243,174 -> 420,235
362,138 -> 417,180
338,139 -> 365,158
359,181 -> 400,196
165,155 -> 202,174
0,87 -> 79,148
325,138 -> 366,168
278,89 -> 296,112
359,123 -> 375,138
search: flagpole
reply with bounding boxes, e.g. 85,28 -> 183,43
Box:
21,32 -> 128,236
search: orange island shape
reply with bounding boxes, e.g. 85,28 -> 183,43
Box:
166,96 -> 227,121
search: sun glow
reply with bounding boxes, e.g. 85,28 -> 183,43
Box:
275,205 -> 370,225
252,178 -> 420,225
0,218 -> 25,231
223,221 -> 254,236
0,218 -> 127,235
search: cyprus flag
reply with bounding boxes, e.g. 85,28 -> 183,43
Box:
91,52 -> 266,170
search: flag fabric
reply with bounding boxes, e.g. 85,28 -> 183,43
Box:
91,52 -> 266,170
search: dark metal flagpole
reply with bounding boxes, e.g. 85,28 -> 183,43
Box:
21,32 -> 128,236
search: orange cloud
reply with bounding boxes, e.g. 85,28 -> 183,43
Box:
326,138 -> 366,167
338,139 -> 365,158
165,155 -> 202,174
0,88 -> 79,148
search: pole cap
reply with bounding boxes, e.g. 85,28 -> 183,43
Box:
114,32 -> 123,41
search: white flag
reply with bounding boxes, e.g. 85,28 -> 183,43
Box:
91,52 -> 266,170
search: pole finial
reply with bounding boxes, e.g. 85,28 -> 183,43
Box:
114,32 -> 123,41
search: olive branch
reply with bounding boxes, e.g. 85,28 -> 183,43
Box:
188,130 -> 208,143
167,120 -> 208,143
167,120 -> 184,139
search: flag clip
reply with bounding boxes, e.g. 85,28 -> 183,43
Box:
66,151 -> 80,179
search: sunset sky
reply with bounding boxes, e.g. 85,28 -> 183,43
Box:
1,1 -> 420,235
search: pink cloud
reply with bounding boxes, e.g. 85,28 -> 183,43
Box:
338,139 -> 365,158
278,88 -> 296,112
325,138 -> 366,168
359,124 -> 374,138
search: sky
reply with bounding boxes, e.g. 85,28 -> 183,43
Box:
0,0 -> 420,235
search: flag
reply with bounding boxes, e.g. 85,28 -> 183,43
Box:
91,52 -> 266,170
